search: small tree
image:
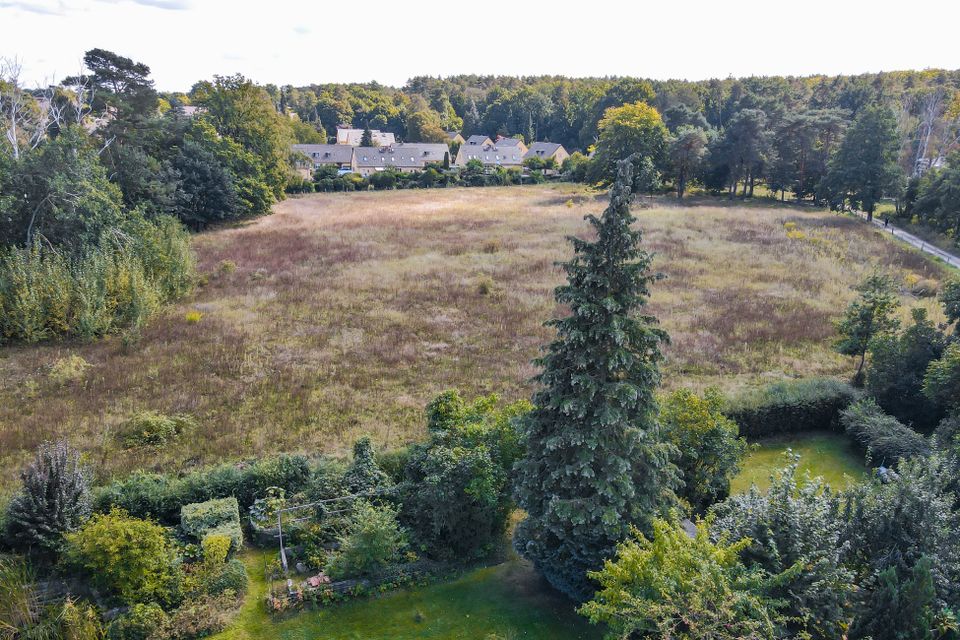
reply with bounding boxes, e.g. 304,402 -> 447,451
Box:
834,272 -> 900,386
513,157 -> 678,600
326,500 -> 406,579
360,122 -> 374,147
579,518 -> 784,639
867,307 -> 946,430
5,440 -> 92,553
668,126 -> 709,198
660,388 -> 747,512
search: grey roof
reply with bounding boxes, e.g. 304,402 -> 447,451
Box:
336,128 -> 396,146
353,143 -> 449,169
495,137 -> 523,147
524,142 -> 565,159
446,131 -> 463,140
456,141 -> 524,166
464,135 -> 492,146
292,144 -> 354,164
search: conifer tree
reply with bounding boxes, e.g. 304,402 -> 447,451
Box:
360,122 -> 374,147
5,440 -> 92,553
513,157 -> 678,601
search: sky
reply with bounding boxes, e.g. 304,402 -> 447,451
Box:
2,0 -> 960,91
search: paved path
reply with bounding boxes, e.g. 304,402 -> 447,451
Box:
853,212 -> 960,270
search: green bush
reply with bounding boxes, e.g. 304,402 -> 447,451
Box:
107,603 -> 168,640
180,497 -> 242,551
203,558 -> 249,597
326,500 -> 407,580
724,378 -> 862,438
841,398 -> 930,465
118,411 -> 195,448
95,454 -> 312,524
375,447 -> 410,484
65,508 -> 180,606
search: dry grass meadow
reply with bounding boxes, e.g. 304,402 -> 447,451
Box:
0,184 -> 952,486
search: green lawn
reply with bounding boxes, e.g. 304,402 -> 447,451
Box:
215,550 -> 601,640
731,431 -> 867,494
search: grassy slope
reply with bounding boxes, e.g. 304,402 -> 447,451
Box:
730,432 -> 867,494
215,550 -> 600,640
0,185 -> 950,485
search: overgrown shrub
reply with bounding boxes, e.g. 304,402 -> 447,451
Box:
841,398 -> 930,465
107,603 -> 168,640
326,500 -> 407,580
4,440 -> 92,553
48,354 -> 91,385
180,497 -> 242,551
65,508 -> 180,606
375,447 -> 410,484
401,391 -> 527,560
661,388 -> 747,512
203,558 -> 248,598
724,378 -> 862,438
118,411 -> 195,448
149,593 -> 238,640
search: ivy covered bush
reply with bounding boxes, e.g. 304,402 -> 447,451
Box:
724,377 -> 861,438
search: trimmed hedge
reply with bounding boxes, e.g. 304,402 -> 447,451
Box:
724,378 -> 862,438
181,497 -> 242,551
841,398 -> 930,465
93,454 -> 311,525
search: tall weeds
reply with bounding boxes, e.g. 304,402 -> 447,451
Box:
0,217 -> 194,344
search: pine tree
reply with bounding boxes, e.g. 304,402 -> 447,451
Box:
5,440 -> 92,553
360,122 -> 374,147
513,157 -> 679,601
343,436 -> 391,495
463,99 -> 481,137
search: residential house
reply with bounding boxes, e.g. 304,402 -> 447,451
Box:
493,136 -> 528,156
336,127 -> 396,146
454,135 -> 524,168
291,144 -> 355,178
352,143 -> 450,176
523,142 -> 570,171
446,131 -> 465,145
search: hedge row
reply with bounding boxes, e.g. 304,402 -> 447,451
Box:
841,398 -> 931,465
181,497 -> 243,551
94,454 -> 311,525
724,378 -> 862,438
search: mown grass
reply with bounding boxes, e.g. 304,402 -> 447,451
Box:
730,431 -> 867,494
0,185 -> 950,486
214,549 -> 600,640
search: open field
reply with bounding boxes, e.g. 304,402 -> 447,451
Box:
730,432 -> 867,494
0,185 -> 951,485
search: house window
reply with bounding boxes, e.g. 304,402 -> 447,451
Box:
362,156 -> 368,161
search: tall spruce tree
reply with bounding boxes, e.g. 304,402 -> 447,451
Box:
513,157 -> 678,601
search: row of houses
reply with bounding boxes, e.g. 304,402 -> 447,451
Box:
292,142 -> 451,177
294,129 -> 570,176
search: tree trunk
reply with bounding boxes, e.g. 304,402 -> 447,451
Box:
677,172 -> 685,199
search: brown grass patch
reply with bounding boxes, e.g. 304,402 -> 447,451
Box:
0,185 -> 950,486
